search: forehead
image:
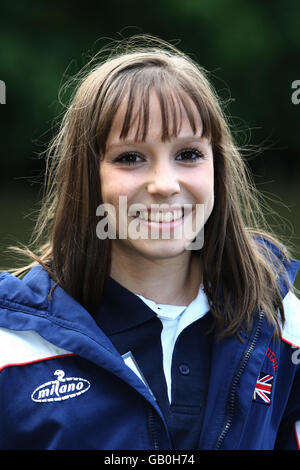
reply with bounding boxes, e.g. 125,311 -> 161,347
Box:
106,89 -> 204,148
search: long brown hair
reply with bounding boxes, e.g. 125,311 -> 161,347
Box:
9,35 -> 293,337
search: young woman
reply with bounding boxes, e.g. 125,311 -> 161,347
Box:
0,35 -> 299,450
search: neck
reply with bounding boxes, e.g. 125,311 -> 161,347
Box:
109,246 -> 202,306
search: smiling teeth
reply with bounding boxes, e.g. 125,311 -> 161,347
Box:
138,209 -> 183,222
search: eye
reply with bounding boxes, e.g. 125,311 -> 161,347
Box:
176,148 -> 205,162
113,152 -> 144,166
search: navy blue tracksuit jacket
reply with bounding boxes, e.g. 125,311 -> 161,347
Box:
0,253 -> 299,450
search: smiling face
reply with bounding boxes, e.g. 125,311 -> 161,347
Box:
99,90 -> 214,263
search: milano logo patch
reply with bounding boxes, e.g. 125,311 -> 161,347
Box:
31,370 -> 90,403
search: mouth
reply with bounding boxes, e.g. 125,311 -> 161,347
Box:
127,205 -> 195,233
133,207 -> 185,223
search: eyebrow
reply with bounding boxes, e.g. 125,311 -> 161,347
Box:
106,135 -> 204,150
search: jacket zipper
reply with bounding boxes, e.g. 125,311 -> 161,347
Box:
213,310 -> 264,450
147,405 -> 160,450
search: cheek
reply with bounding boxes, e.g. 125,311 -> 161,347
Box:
100,168 -> 137,206
99,166 -> 118,203
191,169 -> 214,202
206,170 -> 215,217
190,169 -> 214,224
205,172 -> 215,213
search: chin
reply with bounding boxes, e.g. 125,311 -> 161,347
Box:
129,239 -> 190,260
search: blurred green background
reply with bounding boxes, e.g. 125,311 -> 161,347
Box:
0,0 -> 299,288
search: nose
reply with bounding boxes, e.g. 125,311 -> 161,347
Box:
147,161 -> 180,197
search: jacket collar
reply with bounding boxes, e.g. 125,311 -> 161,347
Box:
95,277 -> 156,335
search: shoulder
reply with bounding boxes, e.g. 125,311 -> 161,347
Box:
0,266 -> 52,310
253,234 -> 300,295
0,328 -> 72,373
0,267 -> 64,370
252,235 -> 300,346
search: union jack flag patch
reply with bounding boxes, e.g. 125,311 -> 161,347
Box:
253,373 -> 273,405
